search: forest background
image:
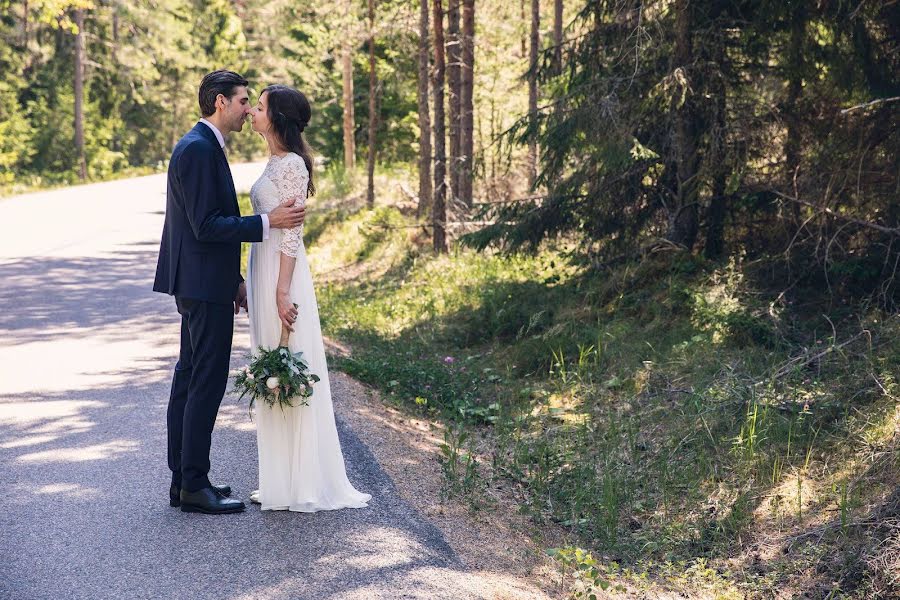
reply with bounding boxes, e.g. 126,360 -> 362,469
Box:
1,0 -> 898,597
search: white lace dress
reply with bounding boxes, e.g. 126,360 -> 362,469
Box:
247,152 -> 371,512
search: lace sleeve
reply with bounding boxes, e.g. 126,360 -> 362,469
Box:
272,154 -> 309,257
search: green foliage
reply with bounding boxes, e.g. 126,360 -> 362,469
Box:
438,426 -> 487,509
0,0 -> 254,190
548,549 -> 748,599
546,547 -> 616,598
0,0 -> 422,193
287,23 -> 418,164
306,194 -> 900,595
468,0 -> 900,309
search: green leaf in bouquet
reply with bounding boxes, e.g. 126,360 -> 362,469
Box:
233,340 -> 321,415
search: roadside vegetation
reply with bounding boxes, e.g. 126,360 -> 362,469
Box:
273,166 -> 900,599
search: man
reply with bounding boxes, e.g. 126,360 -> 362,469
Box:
153,70 -> 305,514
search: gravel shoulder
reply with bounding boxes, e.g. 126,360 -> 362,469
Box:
327,341 -> 565,599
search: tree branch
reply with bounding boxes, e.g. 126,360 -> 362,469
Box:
768,189 -> 900,236
840,96 -> 900,115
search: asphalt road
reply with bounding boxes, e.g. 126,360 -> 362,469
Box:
0,165 -> 485,600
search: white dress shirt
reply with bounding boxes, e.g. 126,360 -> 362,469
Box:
198,118 -> 270,240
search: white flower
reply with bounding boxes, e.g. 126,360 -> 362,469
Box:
247,373 -> 255,381
266,376 -> 280,390
298,384 -> 309,396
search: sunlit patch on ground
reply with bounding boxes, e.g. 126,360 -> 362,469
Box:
17,439 -> 139,464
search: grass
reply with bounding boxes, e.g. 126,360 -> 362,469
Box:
0,163 -> 165,199
239,192 -> 253,274
264,165 -> 900,598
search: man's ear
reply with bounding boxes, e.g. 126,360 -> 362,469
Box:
216,93 -> 226,111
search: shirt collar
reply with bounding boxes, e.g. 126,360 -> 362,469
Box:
198,118 -> 225,149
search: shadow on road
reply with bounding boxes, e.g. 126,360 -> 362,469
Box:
0,248 -> 165,344
0,248 -> 465,599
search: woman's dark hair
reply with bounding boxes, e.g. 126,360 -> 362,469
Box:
198,70 -> 249,117
262,84 -> 316,197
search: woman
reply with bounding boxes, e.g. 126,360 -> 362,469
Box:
246,84 -> 371,512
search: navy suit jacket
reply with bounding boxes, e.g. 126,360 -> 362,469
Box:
153,123 -> 263,305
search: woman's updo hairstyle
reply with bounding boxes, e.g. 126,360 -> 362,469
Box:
262,84 -> 316,196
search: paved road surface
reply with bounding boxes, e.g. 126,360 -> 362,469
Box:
0,166 -> 484,599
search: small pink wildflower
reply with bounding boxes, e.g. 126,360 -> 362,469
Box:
443,356 -> 455,364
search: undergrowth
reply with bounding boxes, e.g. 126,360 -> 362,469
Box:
280,168 -> 900,598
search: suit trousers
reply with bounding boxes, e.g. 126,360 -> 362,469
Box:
167,296 -> 234,492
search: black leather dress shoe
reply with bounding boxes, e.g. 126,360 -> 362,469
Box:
179,487 -> 246,514
169,484 -> 233,508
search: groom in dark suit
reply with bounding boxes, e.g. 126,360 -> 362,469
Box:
154,70 -> 305,514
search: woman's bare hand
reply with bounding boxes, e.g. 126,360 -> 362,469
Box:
277,291 -> 298,332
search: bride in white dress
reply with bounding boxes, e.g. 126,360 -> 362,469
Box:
245,84 -> 371,512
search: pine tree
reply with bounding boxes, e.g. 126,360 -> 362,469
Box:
73,7 -> 86,181
527,0 -> 539,188
417,0 -> 433,218
459,0 -> 475,208
447,0 -> 461,206
366,0 -> 377,208
341,0 -> 357,172
552,0 -> 562,73
432,0 -> 447,253
666,0 -> 700,249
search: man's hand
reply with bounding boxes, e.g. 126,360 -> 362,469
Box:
277,290 -> 298,332
234,281 -> 248,315
268,197 -> 306,229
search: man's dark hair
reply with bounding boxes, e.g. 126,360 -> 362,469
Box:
198,70 -> 249,117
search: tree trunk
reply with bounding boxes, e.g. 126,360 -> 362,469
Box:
705,179 -> 727,259
110,8 -> 122,154
416,0 -> 433,219
460,0 -> 475,208
851,18 -> 892,97
784,4 -> 805,226
489,96 -> 497,182
170,79 -> 180,150
432,0 -> 448,253
704,31 -> 728,259
519,0 -> 526,57
704,96 -> 727,258
447,0 -> 461,207
341,41 -> 356,171
22,0 -> 29,47
170,112 -> 178,150
666,0 -> 699,250
366,0 -> 377,209
527,0 -> 539,188
111,6 -> 119,63
553,0 -> 562,73
73,8 -> 87,181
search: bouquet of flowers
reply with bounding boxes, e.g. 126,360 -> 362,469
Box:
233,307 -> 320,414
